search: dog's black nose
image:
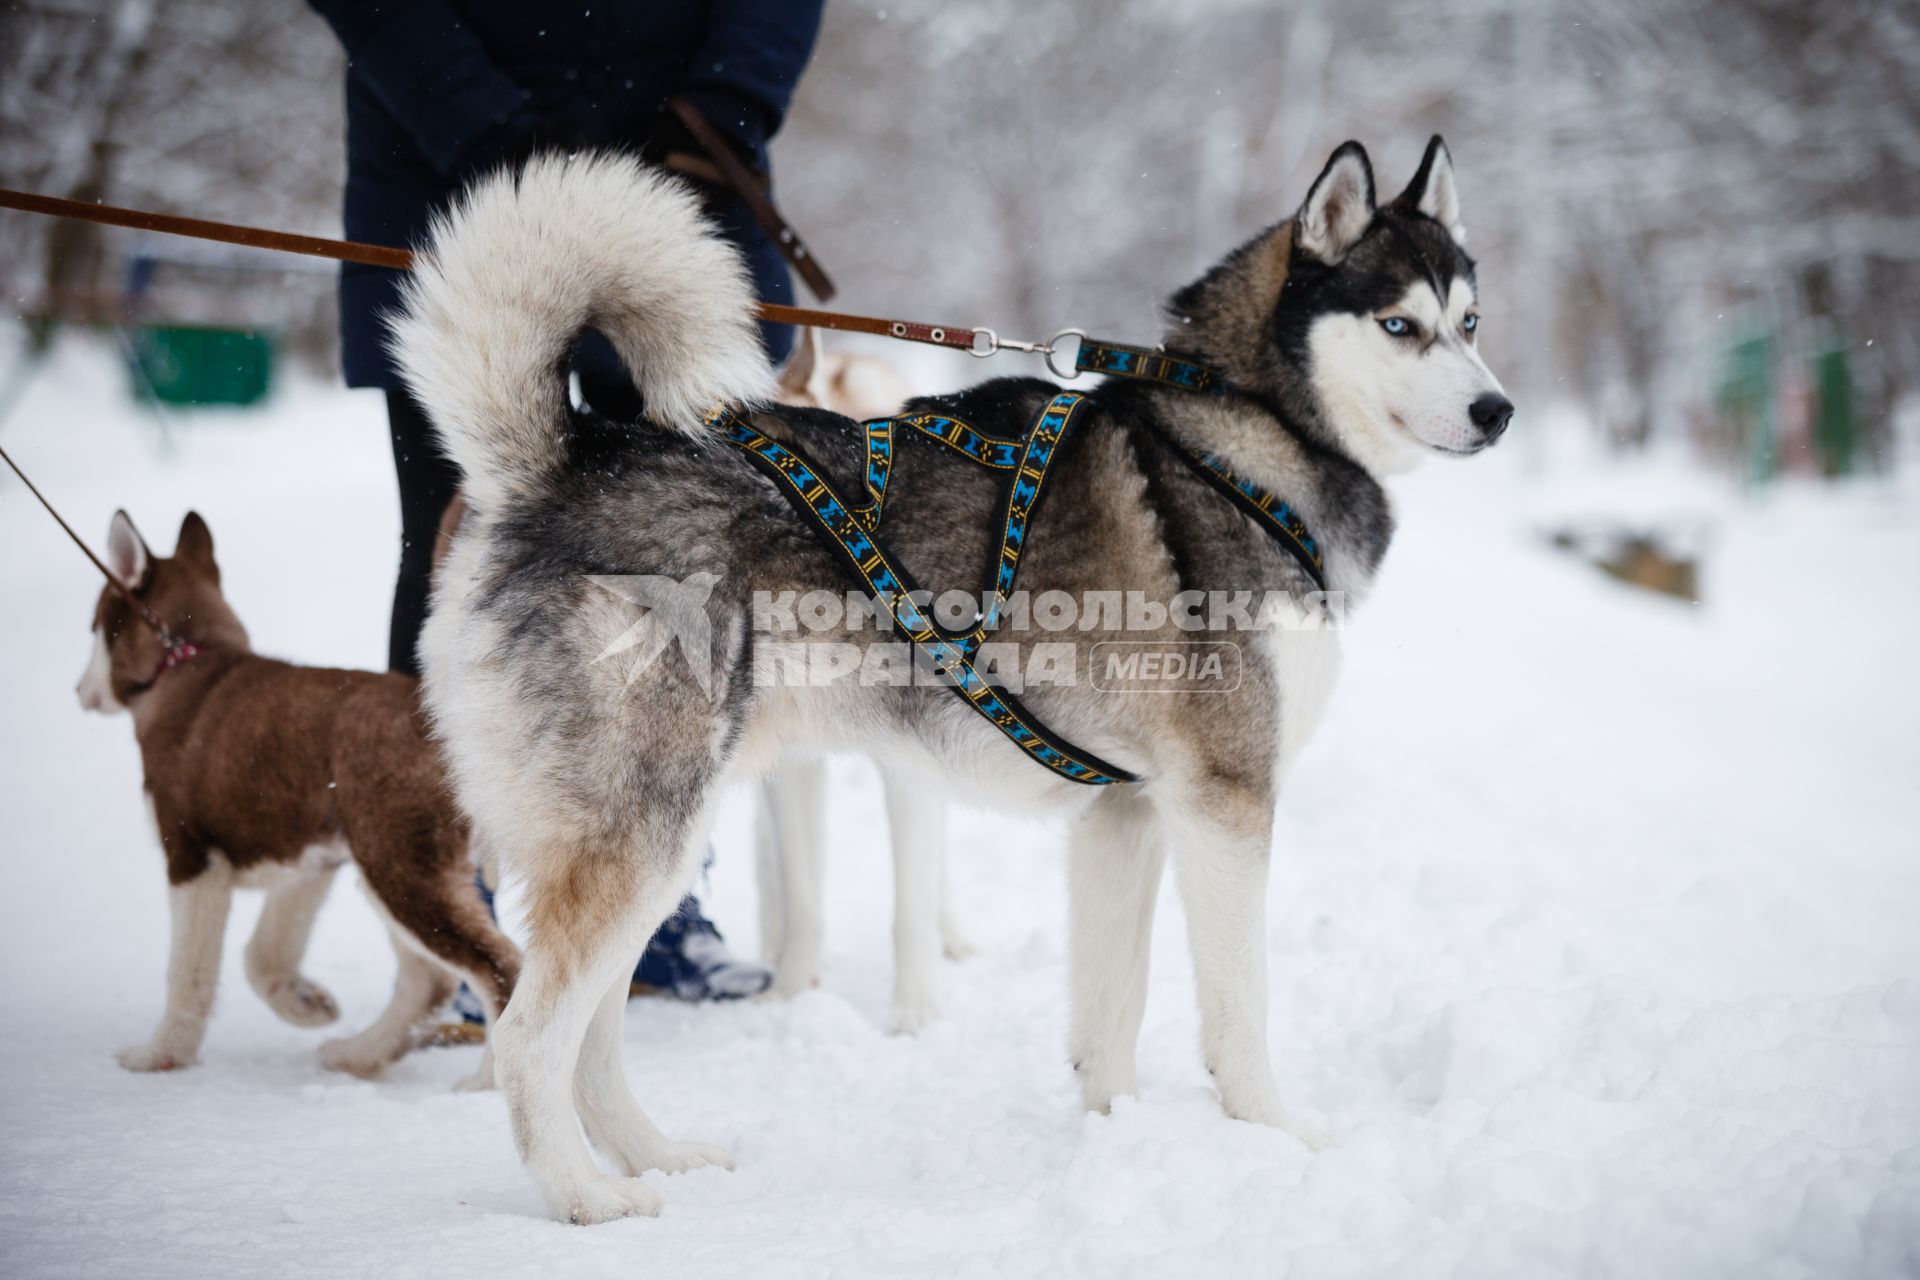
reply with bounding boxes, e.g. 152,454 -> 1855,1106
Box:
1470,393 -> 1514,440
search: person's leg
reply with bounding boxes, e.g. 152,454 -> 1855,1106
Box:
385,388 -> 462,676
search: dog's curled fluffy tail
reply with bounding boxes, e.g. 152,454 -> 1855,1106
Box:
390,152 -> 776,507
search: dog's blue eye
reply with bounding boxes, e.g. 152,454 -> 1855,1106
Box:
1463,314 -> 1479,333
1380,317 -> 1411,337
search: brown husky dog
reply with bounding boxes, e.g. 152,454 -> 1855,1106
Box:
77,509 -> 518,1083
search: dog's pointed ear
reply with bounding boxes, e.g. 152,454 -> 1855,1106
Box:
1295,141 -> 1376,264
174,511 -> 219,582
107,510 -> 152,589
1394,135 -> 1464,243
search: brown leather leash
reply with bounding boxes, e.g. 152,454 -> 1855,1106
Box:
0,440 -> 178,644
0,186 -> 994,356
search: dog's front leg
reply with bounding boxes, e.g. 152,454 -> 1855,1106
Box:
938,842 -> 974,962
244,865 -> 342,1027
756,758 -> 826,997
118,861 -> 235,1071
1164,790 -> 1328,1149
1069,787 -> 1166,1112
882,767 -> 945,1033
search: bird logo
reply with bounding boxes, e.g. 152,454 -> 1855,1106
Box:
587,573 -> 722,695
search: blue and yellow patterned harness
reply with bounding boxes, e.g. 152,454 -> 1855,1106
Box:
704,338 -> 1326,787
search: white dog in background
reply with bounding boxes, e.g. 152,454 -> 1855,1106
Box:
758,332 -> 972,1034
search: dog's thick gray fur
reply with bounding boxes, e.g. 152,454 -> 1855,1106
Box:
398,141 -> 1509,1222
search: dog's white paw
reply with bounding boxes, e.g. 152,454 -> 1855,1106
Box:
940,926 -> 975,962
591,1113 -> 734,1179
645,1139 -> 734,1175
452,1050 -> 496,1093
266,978 -> 340,1028
1220,1088 -> 1331,1151
318,1037 -> 393,1079
1076,1059 -> 1137,1114
760,970 -> 819,1001
888,992 -> 940,1036
558,1174 -> 663,1225
116,1043 -> 193,1073
1282,1118 -> 1333,1152
606,1136 -> 733,1178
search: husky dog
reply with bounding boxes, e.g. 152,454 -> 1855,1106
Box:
78,511 -> 518,1083
397,135 -> 1508,1222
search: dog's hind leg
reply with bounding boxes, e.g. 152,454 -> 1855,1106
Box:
493,830 -> 715,1224
1164,789 -> 1328,1150
882,766 -> 945,1034
757,756 -> 826,998
319,926 -> 457,1077
244,864 -> 342,1028
413,896 -> 519,1092
1069,787 -> 1165,1112
118,859 -> 235,1071
574,971 -> 733,1176
358,851 -> 521,1089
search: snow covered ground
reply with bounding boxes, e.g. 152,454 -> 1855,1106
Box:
1,334 -> 1916,1278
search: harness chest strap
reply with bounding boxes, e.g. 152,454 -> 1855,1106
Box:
847,408 -> 1071,660
708,394 -> 1139,788
1159,441 -> 1326,590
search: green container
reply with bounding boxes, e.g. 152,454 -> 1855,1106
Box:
1811,343 -> 1854,478
129,325 -> 274,407
1716,330 -> 1774,485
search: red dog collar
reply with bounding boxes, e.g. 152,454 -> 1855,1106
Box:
151,640 -> 203,684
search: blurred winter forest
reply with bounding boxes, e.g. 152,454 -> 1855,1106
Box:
3,0 -> 1916,478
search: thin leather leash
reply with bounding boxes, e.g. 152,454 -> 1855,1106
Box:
0,186 -> 993,358
0,440 -> 179,646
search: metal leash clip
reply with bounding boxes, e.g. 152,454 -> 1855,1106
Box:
968,327 -> 1088,380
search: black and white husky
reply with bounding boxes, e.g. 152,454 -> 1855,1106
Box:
396,136 -> 1510,1222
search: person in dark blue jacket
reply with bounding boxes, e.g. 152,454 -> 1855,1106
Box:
309,0 -> 826,1005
